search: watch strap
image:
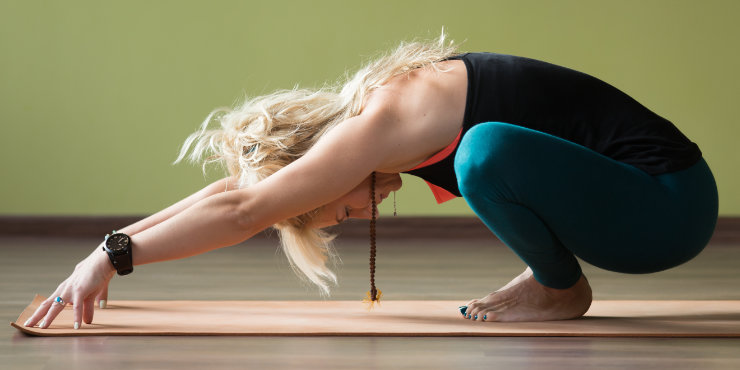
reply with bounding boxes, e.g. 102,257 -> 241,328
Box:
108,249 -> 134,276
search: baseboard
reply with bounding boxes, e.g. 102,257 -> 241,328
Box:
0,215 -> 738,243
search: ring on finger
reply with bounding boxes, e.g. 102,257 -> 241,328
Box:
54,296 -> 66,306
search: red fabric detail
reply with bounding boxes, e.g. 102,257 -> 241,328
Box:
408,129 -> 463,171
426,181 -> 458,203
408,129 -> 463,204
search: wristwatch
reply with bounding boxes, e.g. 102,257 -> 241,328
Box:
102,231 -> 134,276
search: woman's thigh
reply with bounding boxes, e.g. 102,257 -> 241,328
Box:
454,122 -> 718,274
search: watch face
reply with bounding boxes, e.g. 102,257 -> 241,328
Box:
107,234 -> 130,252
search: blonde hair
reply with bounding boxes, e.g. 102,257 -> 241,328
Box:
175,31 -> 458,295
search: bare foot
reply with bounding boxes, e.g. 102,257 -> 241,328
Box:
462,268 -> 592,322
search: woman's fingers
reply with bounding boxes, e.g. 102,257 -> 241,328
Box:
38,296 -> 69,329
82,295 -> 95,325
95,283 -> 109,309
24,281 -> 67,327
73,291 -> 96,329
27,247 -> 115,330
25,278 -> 70,327
32,289 -> 103,329
24,298 -> 54,327
71,294 -> 84,330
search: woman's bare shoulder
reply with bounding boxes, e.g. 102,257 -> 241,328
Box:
362,59 -> 468,172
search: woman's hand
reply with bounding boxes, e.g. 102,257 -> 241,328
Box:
24,246 -> 116,330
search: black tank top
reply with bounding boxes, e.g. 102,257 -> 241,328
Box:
404,52 -> 702,201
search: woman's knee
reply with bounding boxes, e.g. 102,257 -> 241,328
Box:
454,122 -> 529,198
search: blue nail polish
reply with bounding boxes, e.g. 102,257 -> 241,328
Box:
459,306 -> 467,316
474,315 -> 478,320
467,314 -> 471,319
483,315 -> 487,320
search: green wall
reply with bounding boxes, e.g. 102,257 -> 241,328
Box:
1,0 -> 738,216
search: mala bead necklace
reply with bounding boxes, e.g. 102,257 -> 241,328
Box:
364,172 -> 382,307
363,172 -> 398,308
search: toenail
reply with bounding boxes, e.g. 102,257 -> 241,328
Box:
459,306 -> 467,316
483,315 -> 487,321
474,315 -> 478,320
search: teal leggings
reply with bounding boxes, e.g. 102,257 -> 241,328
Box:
454,122 -> 718,289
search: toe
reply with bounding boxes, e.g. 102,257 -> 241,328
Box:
459,306 -> 468,317
466,305 -> 480,320
483,311 -> 498,322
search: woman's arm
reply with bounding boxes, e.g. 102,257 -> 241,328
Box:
82,176 -> 238,308
25,176 -> 254,329
129,110 -> 402,265
97,67 -> 465,266
116,175 -> 239,236
28,62 -> 466,329
26,110 -> 401,330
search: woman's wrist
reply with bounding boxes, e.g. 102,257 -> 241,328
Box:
92,242 -> 117,276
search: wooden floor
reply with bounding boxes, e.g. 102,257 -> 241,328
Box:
2,234 -> 740,369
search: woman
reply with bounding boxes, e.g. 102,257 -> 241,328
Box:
25,33 -> 717,329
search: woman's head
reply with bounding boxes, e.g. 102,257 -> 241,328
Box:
175,31 -> 457,295
311,173 -> 403,229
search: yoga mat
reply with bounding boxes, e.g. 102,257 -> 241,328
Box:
11,295 -> 740,337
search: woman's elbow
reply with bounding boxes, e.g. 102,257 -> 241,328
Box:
228,190 -> 270,236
